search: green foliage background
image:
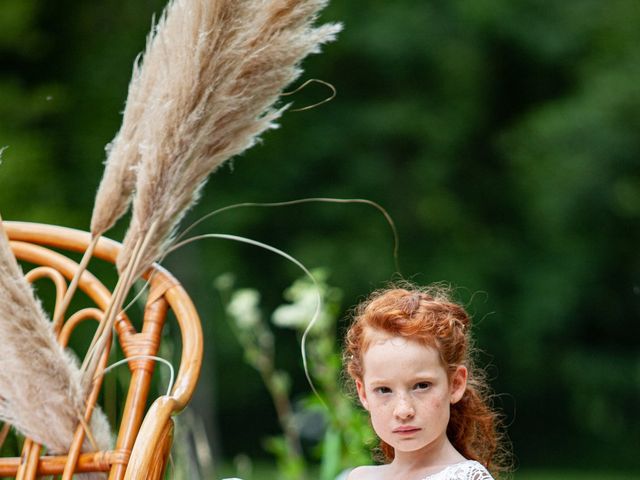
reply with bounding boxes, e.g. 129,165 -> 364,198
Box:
1,0 -> 638,474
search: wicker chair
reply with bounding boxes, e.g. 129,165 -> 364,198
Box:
0,221 -> 203,479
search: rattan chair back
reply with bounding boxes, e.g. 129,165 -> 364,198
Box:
0,222 -> 203,480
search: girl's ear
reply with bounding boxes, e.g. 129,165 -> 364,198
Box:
450,365 -> 468,404
356,378 -> 369,410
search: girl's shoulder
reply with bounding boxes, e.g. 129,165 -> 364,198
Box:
423,460 -> 494,480
345,464 -> 387,480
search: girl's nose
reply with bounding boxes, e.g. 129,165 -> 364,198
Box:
394,395 -> 415,419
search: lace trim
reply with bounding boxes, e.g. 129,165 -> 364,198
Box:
421,460 -> 493,480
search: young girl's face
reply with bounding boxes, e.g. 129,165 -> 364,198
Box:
356,333 -> 467,456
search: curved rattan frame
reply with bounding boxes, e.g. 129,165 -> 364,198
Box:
0,221 -> 203,480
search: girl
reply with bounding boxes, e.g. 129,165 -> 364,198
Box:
343,285 -> 510,479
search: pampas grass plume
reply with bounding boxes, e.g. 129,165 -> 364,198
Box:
0,218 -> 111,456
90,24 -> 166,237
116,0 -> 341,278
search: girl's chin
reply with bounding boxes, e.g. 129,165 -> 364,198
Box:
386,440 -> 429,453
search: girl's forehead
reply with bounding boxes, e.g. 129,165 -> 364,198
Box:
360,328 -> 447,371
363,332 -> 439,361
361,336 -> 446,379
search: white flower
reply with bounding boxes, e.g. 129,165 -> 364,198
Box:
226,289 -> 261,329
272,280 -> 321,329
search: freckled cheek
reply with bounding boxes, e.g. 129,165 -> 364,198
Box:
417,395 -> 448,417
428,397 -> 452,424
369,396 -> 393,409
368,401 -> 394,426
369,408 -> 395,439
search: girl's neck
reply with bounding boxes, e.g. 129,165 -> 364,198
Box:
388,436 -> 465,478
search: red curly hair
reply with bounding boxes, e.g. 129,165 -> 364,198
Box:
343,284 -> 511,475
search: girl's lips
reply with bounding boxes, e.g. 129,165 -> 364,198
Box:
393,426 -> 421,434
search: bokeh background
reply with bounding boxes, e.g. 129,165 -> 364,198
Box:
1,0 -> 639,477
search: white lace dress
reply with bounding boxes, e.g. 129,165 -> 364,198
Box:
422,460 -> 493,480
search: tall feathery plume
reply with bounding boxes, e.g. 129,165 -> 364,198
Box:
81,0 -> 340,385
89,87 -> 142,238
56,17 -> 169,331
116,0 -> 342,279
0,217 -> 111,461
90,19 -> 168,238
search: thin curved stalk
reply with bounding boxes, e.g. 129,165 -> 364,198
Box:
167,233 -> 325,407
175,197 -> 401,272
52,235 -> 100,332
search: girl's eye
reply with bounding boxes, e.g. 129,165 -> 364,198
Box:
374,386 -> 391,394
414,382 -> 431,390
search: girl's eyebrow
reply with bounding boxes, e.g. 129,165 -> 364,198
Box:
366,377 -> 396,388
366,377 -> 390,386
367,372 -> 439,385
